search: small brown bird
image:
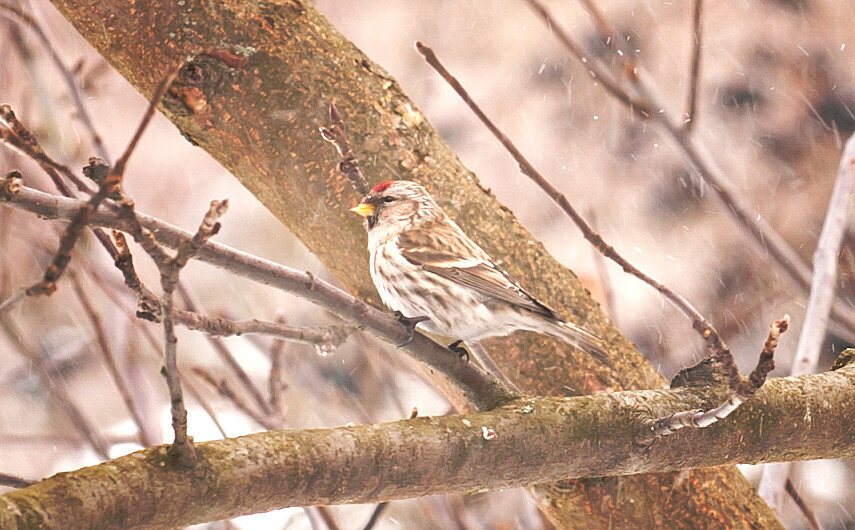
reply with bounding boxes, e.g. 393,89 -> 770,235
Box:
350,180 -> 607,364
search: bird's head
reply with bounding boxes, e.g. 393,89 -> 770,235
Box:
349,180 -> 440,234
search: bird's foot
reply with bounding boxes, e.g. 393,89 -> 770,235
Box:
394,311 -> 430,347
447,340 -> 469,364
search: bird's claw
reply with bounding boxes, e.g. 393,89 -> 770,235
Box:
394,311 -> 430,347
447,340 -> 469,364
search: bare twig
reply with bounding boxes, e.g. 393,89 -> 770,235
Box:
0,289 -> 23,315
315,506 -> 342,530
114,230 -> 351,346
588,211 -> 618,324
319,103 -> 369,195
0,433 -> 137,446
160,199 -> 228,466
415,41 -> 732,366
178,284 -> 276,420
181,370 -> 230,438
191,366 -> 277,430
0,1 -> 111,163
785,478 -> 822,530
757,134 -> 855,509
14,63 -> 179,298
523,0 -> 855,338
0,319 -> 111,459
109,230 -> 160,319
361,503 -> 389,530
268,313 -> 288,413
112,64 -> 181,179
81,257 -> 229,442
69,273 -> 156,446
175,308 -> 356,346
0,473 -> 34,489
641,316 -> 789,442
685,0 -> 704,131
0,106 -> 94,193
519,1 -> 651,117
2,184 -> 514,410
0,122 -> 125,318
791,135 -> 855,377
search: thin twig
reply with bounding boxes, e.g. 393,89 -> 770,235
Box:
0,289 -> 23,315
0,1 -> 111,163
82,258 -> 228,442
791,135 -> 855,377
112,64 -> 181,179
588,211 -> 618,324
360,503 -> 389,530
519,1 -> 652,117
191,366 -> 277,430
0,118 -> 124,310
785,478 -> 823,530
269,313 -> 288,414
0,473 -> 34,489
685,0 -> 705,131
757,134 -> 855,508
0,318 -> 111,459
640,316 -> 788,442
178,284 -> 277,420
181,369 -> 230,438
160,200 -> 228,466
416,42 -> 734,371
13,62 -> 179,298
315,506 -> 342,530
174,308 -> 356,346
69,272 -> 156,446
113,230 -> 350,346
0,106 -> 95,193
524,0 -> 855,338
0,433 -> 137,445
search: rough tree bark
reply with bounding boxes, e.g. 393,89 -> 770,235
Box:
2,360 -> 853,528
42,0 -> 779,527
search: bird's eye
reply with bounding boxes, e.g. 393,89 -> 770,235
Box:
383,196 -> 396,203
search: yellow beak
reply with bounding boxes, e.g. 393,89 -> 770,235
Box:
349,202 -> 375,218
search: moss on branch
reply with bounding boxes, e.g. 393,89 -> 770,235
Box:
2,366 -> 853,528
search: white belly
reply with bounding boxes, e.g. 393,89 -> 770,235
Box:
369,240 -> 522,341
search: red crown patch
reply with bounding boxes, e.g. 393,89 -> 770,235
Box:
370,180 -> 394,194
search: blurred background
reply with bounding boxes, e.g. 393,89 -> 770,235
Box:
1,0 -> 854,528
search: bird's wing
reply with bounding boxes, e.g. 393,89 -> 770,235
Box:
397,220 -> 557,318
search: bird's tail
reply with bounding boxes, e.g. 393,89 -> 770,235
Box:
543,319 -> 610,366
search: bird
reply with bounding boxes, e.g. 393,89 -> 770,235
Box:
349,180 -> 608,368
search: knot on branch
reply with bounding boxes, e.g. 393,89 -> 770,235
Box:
319,103 -> 369,196
1,171 -> 23,201
83,157 -> 123,200
642,315 -> 790,444
831,348 -> 855,371
0,105 -> 39,150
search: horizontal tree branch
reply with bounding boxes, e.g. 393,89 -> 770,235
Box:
0,180 -> 511,411
2,364 -> 852,528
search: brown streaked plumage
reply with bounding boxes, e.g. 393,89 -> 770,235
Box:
351,180 -> 607,364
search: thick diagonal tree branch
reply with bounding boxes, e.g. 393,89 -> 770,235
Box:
43,0 -> 779,526
1,363 -> 853,528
